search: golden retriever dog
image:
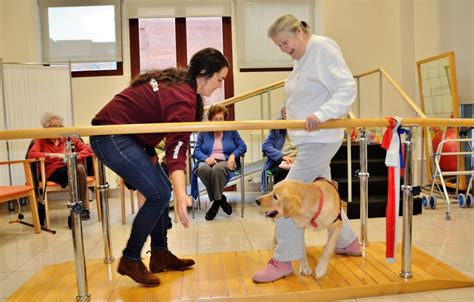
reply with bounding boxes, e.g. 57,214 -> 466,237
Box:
256,178 -> 343,279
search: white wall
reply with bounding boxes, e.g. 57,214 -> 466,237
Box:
316,0 -> 405,117
1,0 -> 41,62
440,0 -> 473,105
0,0 -> 4,59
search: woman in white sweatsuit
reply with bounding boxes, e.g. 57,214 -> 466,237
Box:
253,14 -> 361,283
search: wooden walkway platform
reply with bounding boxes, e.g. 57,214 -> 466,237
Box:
8,242 -> 474,301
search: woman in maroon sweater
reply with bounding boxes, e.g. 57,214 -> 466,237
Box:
91,48 -> 229,287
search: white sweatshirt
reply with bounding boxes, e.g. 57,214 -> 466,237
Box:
285,35 -> 356,145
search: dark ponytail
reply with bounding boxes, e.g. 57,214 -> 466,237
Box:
186,48 -> 229,122
130,68 -> 187,86
132,48 -> 229,122
195,96 -> 204,122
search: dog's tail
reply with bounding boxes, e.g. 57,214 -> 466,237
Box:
340,200 -> 347,213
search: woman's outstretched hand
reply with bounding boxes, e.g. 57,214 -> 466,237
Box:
170,170 -> 193,228
176,193 -> 192,227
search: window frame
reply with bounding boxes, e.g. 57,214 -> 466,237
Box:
129,16 -> 235,119
71,62 -> 123,77
38,0 -> 123,78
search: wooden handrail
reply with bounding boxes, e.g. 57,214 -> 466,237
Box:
379,67 -> 427,119
353,68 -> 380,79
205,80 -> 285,109
1,118 -> 473,141
352,67 -> 427,119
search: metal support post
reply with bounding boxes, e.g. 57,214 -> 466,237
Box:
260,94 -> 264,142
400,127 -> 414,279
266,88 -> 272,120
97,160 -> 114,264
358,128 -> 369,248
240,156 -> 245,218
347,129 -> 352,203
379,71 -> 383,117
66,138 -> 90,301
356,78 -> 361,116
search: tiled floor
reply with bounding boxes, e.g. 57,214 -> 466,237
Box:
0,191 -> 473,301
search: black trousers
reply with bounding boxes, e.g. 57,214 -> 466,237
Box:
269,164 -> 290,185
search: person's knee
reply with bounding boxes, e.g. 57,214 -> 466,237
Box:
213,164 -> 228,176
146,187 -> 171,208
196,164 -> 212,175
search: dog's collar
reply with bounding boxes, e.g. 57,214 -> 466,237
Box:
310,187 -> 324,228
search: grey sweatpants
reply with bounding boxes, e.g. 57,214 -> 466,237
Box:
195,161 -> 231,201
274,141 -> 358,261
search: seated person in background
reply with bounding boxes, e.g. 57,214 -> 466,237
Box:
261,106 -> 297,191
193,104 -> 247,221
156,139 -> 169,176
28,113 -> 94,222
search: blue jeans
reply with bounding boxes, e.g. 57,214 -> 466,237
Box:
90,134 -> 171,259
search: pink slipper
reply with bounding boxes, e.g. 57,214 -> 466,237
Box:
252,258 -> 293,283
334,239 -> 362,256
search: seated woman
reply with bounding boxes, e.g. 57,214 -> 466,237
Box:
193,104 -> 247,221
261,106 -> 297,192
28,113 -> 94,224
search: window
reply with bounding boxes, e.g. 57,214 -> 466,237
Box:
129,16 -> 235,117
139,17 -> 225,105
139,18 -> 177,71
38,0 -> 122,76
186,17 -> 224,106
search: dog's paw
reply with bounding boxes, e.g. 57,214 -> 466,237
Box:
298,263 -> 312,276
314,265 -> 327,279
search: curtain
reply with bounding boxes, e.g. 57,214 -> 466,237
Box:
38,0 -> 122,63
236,0 -> 314,68
0,63 -> 72,186
124,0 -> 231,18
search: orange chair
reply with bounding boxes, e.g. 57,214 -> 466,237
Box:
0,159 -> 42,233
26,139 -> 101,229
36,155 -> 101,229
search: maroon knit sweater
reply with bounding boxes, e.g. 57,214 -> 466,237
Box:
92,81 -> 197,173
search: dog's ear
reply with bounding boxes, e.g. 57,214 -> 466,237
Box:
282,195 -> 308,228
282,195 -> 301,218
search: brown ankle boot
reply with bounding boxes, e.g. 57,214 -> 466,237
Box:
117,257 -> 160,287
149,249 -> 195,273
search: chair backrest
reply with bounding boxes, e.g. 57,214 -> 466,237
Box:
25,139 -> 45,199
0,158 -> 42,233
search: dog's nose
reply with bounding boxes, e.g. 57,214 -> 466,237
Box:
255,199 -> 261,206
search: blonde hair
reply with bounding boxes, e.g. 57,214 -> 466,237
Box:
267,14 -> 311,38
40,113 -> 64,128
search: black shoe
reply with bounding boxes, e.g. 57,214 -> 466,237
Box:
219,195 -> 232,215
205,200 -> 220,221
67,215 -> 72,229
81,208 -> 90,221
